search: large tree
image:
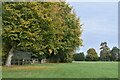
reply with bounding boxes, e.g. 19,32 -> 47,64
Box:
2,2 -> 83,66
86,48 -> 98,61
100,42 -> 111,61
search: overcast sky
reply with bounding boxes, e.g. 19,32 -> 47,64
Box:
68,2 -> 118,55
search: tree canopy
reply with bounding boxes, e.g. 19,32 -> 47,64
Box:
100,42 -> 111,61
110,47 -> 119,61
2,2 -> 83,66
86,48 -> 98,61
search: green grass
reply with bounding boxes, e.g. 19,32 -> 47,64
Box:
2,61 -> 118,78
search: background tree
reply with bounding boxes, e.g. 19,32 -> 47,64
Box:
116,48 -> 120,61
2,2 -> 83,66
110,47 -> 119,61
85,48 -> 98,61
100,42 -> 111,61
73,52 -> 85,61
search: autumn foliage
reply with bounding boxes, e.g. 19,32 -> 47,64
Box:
2,2 -> 83,65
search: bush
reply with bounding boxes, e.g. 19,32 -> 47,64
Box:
85,54 -> 98,61
73,52 -> 85,61
63,53 -> 73,63
47,52 -> 73,63
85,55 -> 91,61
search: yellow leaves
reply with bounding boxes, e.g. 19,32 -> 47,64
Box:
58,36 -> 63,40
11,31 -> 16,33
39,52 -> 44,55
30,2 -> 37,5
54,52 -> 57,55
6,9 -> 13,11
40,45 -> 48,50
54,49 -> 58,55
4,28 -> 10,32
9,30 -> 20,33
55,7 -> 61,11
53,7 -> 61,12
14,26 -> 18,28
15,10 -> 20,13
42,8 -> 47,11
24,26 -> 29,28
25,31 -> 36,37
48,49 -> 52,54
22,21 -> 30,25
41,14 -> 52,21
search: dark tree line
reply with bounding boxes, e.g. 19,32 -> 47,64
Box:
73,42 -> 120,61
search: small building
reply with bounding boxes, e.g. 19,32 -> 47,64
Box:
12,50 -> 31,59
11,50 -> 32,65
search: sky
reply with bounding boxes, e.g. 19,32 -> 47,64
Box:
68,2 -> 118,55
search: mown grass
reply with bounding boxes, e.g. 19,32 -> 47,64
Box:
2,61 -> 118,78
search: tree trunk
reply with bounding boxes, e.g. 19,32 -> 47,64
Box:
5,46 -> 15,67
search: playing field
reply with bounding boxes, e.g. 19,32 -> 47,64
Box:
2,61 -> 118,78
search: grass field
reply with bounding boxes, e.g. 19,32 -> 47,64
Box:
2,61 -> 118,78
